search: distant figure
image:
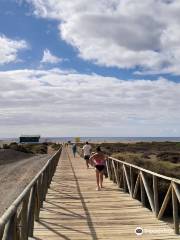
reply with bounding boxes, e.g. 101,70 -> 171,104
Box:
90,146 -> 106,191
72,143 -> 77,157
82,142 -> 92,168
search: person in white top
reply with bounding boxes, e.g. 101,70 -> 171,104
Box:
82,142 -> 92,168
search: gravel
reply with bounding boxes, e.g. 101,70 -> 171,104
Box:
0,149 -> 53,216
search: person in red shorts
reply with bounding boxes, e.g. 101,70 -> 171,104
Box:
90,146 -> 107,191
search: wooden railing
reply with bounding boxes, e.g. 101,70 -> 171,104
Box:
106,157 -> 180,234
0,148 -> 61,240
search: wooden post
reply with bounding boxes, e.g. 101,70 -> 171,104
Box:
119,174 -> 123,189
141,172 -> 155,212
110,160 -> 114,181
172,187 -> 179,234
20,194 -> 29,240
0,225 -> 5,240
39,174 -> 43,208
109,159 -> 113,180
172,182 -> 180,203
123,165 -> 131,194
130,166 -> 134,197
153,176 -> 159,217
140,173 -> 146,206
43,169 -> 48,201
47,165 -> 50,188
0,226 -> 5,240
112,160 -> 120,186
41,173 -> 47,207
106,160 -> 111,180
108,159 -> 113,181
27,185 -> 36,237
34,181 -> 40,222
110,160 -> 115,183
117,163 -> 121,188
122,166 -> 128,193
3,213 -> 17,240
133,174 -> 140,199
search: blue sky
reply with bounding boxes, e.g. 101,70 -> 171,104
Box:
0,0 -> 137,80
0,0 -> 180,137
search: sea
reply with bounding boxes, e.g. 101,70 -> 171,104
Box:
1,137 -> 180,143
44,137 -> 180,143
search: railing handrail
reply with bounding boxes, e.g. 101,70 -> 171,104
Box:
0,148 -> 61,229
109,156 -> 180,184
107,155 -> 180,235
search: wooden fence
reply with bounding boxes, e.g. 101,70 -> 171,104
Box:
0,148 -> 61,240
106,157 -> 180,234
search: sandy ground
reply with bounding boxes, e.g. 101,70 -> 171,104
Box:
0,149 -> 53,216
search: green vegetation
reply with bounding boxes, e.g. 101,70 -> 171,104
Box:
50,143 -> 61,151
77,142 -> 180,179
1,142 -> 62,154
112,152 -> 180,179
107,142 -> 180,179
2,142 -> 48,154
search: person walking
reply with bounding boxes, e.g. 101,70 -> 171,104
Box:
89,146 -> 106,191
82,142 -> 92,168
72,143 -> 77,157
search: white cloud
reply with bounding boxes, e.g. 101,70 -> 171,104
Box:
41,49 -> 62,64
0,35 -> 28,65
0,68 -> 180,137
26,0 -> 180,75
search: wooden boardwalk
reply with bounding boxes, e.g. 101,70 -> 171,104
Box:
34,147 -> 179,239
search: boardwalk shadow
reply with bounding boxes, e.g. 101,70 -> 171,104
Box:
33,221 -> 73,240
68,154 -> 98,240
35,149 -> 98,240
45,200 -> 86,218
34,216 -> 90,240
